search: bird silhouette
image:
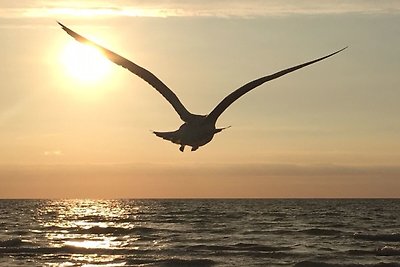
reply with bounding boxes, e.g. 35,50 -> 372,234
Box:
58,22 -> 346,152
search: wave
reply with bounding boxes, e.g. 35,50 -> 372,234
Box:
294,261 -> 400,267
67,226 -> 158,236
376,246 -> 400,256
0,238 -> 24,247
265,228 -> 344,236
42,225 -> 160,236
0,238 -> 37,248
346,249 -> 375,256
347,246 -> 400,257
10,230 -> 30,236
299,228 -> 343,236
184,242 -> 293,253
0,245 -> 153,256
233,242 -> 293,252
354,233 -> 400,242
154,258 -> 216,267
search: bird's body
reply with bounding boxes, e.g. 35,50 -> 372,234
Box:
58,22 -> 347,152
154,115 -> 228,151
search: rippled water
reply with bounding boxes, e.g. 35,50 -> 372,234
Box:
1,199 -> 400,266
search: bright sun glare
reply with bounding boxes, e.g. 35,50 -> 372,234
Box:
61,41 -> 112,84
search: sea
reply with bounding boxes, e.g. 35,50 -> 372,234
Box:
0,199 -> 400,267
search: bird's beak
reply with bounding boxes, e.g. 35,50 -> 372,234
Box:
215,126 -> 231,133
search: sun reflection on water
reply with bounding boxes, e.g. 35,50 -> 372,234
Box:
65,239 -> 112,249
36,200 -> 144,266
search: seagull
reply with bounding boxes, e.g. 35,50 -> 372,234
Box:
58,22 -> 347,152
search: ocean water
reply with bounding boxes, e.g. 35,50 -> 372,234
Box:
0,199 -> 400,267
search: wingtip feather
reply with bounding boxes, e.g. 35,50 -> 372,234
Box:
57,21 -> 65,28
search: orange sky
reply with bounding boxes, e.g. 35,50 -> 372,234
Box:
1,1 -> 399,198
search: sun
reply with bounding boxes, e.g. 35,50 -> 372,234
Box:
60,40 -> 112,83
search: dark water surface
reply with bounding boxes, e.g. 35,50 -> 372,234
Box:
1,199 -> 400,266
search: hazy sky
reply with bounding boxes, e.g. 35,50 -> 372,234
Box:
1,0 -> 399,198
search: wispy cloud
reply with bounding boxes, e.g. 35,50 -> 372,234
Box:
1,0 -> 399,19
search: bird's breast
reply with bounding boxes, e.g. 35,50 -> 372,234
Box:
179,122 -> 216,146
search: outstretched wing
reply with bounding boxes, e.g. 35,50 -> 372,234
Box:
58,22 -> 195,122
206,47 -> 347,123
